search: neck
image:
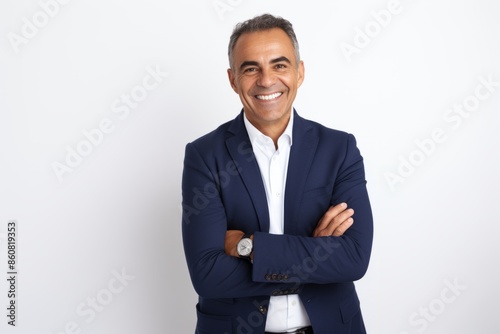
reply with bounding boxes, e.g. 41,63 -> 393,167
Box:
255,118 -> 290,148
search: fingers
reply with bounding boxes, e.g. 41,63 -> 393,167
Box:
331,216 -> 353,237
313,203 -> 354,237
315,202 -> 348,231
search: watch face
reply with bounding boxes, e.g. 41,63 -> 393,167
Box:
237,238 -> 252,257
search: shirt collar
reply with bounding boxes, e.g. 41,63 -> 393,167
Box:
243,110 -> 294,148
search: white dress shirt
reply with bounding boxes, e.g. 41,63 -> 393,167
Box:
244,112 -> 311,332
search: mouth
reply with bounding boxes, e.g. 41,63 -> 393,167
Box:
255,92 -> 283,101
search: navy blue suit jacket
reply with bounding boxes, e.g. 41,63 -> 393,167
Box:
182,110 -> 373,334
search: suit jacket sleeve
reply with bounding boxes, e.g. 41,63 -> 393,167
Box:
252,133 -> 374,284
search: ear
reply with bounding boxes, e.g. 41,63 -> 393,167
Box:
227,68 -> 239,94
297,60 -> 305,88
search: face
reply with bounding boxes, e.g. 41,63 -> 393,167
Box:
228,28 -> 305,137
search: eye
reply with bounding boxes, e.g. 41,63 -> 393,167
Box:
244,67 -> 258,73
275,64 -> 287,69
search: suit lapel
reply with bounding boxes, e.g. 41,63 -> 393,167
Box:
284,111 -> 319,235
225,112 -> 270,232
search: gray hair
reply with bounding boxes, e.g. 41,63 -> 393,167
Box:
228,14 -> 300,69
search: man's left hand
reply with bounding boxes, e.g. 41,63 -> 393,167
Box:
224,230 -> 245,257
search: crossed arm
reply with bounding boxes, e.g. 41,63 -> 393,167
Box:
182,134 -> 373,298
224,202 -> 355,258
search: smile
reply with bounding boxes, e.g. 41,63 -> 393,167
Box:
255,92 -> 283,101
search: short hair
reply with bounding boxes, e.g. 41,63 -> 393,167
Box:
228,14 -> 300,69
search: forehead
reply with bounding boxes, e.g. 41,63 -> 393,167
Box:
232,28 -> 295,62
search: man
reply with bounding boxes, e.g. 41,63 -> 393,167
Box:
182,14 -> 373,334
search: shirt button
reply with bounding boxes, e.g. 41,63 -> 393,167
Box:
291,300 -> 297,306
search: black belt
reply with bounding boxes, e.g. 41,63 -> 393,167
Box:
265,326 -> 314,334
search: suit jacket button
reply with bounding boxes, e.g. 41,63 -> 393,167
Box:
265,274 -> 272,281
271,274 -> 278,280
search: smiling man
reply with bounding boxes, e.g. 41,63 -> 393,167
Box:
228,27 -> 304,144
182,14 -> 373,334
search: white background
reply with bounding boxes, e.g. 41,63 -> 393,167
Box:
1,0 -> 499,333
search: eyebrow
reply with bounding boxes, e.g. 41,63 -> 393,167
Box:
271,56 -> 292,65
239,56 -> 292,71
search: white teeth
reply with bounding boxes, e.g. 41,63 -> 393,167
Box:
256,92 -> 282,100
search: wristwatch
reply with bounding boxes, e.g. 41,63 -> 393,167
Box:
237,234 -> 253,259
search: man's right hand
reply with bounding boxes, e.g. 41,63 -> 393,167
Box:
312,203 -> 354,237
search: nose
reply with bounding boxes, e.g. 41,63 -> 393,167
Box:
257,68 -> 276,88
